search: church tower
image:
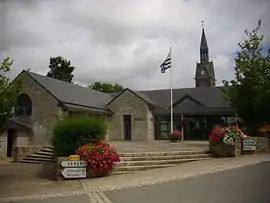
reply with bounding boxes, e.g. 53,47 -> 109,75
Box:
195,22 -> 216,87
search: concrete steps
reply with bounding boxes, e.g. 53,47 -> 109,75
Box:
20,146 -> 213,174
117,157 -> 211,167
113,150 -> 213,172
120,153 -> 211,161
118,150 -> 210,157
114,164 -> 177,172
20,146 -> 55,164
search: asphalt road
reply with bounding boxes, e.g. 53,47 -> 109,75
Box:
9,161 -> 270,203
106,161 -> 270,203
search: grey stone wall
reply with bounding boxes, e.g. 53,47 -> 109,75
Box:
16,130 -> 31,146
107,90 -> 154,141
0,132 -> 7,158
147,110 -> 155,140
12,145 -> 44,162
246,137 -> 268,153
16,73 -> 63,144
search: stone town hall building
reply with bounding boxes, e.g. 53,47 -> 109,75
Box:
0,28 -> 236,158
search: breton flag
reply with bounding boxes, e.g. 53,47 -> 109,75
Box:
160,47 -> 172,73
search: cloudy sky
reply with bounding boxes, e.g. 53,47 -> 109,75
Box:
1,0 -> 270,90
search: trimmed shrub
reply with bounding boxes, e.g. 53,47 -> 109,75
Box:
52,116 -> 107,157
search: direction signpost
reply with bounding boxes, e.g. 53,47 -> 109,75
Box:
243,140 -> 257,151
61,160 -> 87,168
61,167 -> 87,179
59,155 -> 88,180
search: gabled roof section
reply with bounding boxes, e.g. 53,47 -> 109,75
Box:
174,98 -> 206,114
172,94 -> 205,107
106,88 -> 160,107
140,86 -> 231,109
24,71 -> 112,111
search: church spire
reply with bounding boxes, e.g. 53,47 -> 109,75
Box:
200,21 -> 209,62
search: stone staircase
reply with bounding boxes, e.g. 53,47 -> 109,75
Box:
20,146 -> 213,173
20,146 -> 55,164
113,150 -> 213,173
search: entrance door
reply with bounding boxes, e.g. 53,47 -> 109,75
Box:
7,129 -> 16,157
123,115 -> 131,140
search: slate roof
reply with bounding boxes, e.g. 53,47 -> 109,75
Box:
25,71 -> 112,111
22,71 -> 234,115
139,86 -> 235,115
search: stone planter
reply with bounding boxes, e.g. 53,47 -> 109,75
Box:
209,137 -> 242,157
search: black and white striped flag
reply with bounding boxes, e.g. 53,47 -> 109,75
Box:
160,47 -> 171,73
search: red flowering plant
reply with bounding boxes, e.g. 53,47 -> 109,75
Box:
76,141 -> 120,177
169,130 -> 182,142
209,126 -> 247,146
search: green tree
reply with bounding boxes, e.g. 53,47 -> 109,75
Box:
0,57 -> 21,132
47,56 -> 75,83
89,82 -> 124,93
222,21 -> 270,133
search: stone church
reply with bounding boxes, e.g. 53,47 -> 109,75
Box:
0,27 -> 236,158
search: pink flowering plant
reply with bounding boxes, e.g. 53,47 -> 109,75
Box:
76,141 -> 120,177
169,130 -> 182,142
209,126 -> 247,146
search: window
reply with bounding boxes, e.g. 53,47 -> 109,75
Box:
15,94 -> 32,117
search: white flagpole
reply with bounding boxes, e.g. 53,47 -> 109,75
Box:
170,46 -> 173,133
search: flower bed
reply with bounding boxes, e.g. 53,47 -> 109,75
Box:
75,141 -> 120,177
209,126 -> 247,157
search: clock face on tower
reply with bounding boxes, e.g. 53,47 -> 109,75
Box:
201,70 -> 205,75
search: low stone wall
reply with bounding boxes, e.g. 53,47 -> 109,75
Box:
209,137 -> 242,157
13,145 -> 44,162
267,137 -> 270,152
246,137 -> 268,153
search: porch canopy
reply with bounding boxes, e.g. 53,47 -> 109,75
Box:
4,118 -> 32,131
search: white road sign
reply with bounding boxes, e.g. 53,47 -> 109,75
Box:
61,167 -> 87,179
61,160 -> 87,168
243,140 -> 257,151
243,140 -> 256,145
243,145 -> 256,151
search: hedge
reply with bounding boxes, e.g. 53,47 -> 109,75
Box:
51,116 -> 107,157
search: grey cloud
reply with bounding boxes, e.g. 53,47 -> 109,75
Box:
0,0 -> 269,90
